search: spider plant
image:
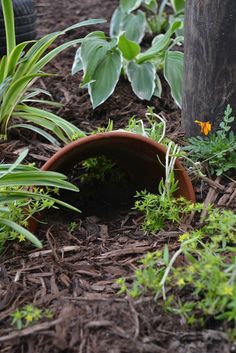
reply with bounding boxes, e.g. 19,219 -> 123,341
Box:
0,0 -> 105,144
0,148 -> 80,250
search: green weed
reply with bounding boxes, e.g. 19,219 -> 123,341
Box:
11,304 -> 53,330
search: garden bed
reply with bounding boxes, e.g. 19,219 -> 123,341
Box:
0,0 -> 235,352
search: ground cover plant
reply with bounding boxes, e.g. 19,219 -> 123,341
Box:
116,207 -> 236,338
0,0 -> 236,352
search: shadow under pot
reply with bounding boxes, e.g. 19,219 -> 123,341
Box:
30,132 -> 196,231
0,0 -> 37,55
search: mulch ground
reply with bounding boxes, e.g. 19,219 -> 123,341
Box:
0,0 -> 235,352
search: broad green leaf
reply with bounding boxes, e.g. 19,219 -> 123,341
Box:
0,219 -> 42,248
110,7 -> 125,37
137,21 -> 182,63
89,49 -> 122,108
169,15 -> 184,37
164,51 -> 184,108
120,0 -> 142,13
142,0 -> 157,12
171,0 -> 185,13
152,34 -> 165,46
80,32 -> 112,86
153,74 -> 162,98
118,33 -> 140,60
122,11 -> 146,43
127,61 -> 156,100
72,48 -> 83,75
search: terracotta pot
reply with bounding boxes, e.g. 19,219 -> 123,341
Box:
30,132 -> 195,232
43,131 -> 195,197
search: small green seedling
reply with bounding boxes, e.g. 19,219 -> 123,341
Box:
11,304 -> 53,329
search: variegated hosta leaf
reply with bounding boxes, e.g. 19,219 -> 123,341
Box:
127,61 -> 156,100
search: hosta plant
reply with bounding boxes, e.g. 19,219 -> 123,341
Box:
110,0 -> 185,40
0,149 -> 79,251
72,21 -> 184,108
0,0 -> 104,144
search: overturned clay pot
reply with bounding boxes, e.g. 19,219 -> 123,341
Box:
30,132 -> 196,232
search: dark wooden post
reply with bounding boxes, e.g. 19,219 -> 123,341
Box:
182,0 -> 236,136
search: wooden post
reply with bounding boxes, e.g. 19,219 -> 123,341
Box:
182,0 -> 236,136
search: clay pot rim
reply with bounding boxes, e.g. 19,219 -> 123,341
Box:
43,131 -> 175,168
42,131 -> 196,203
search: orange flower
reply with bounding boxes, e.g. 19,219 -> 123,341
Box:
194,120 -> 212,136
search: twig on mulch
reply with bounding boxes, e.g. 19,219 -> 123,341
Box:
0,318 -> 63,343
96,245 -> 152,259
200,176 -> 221,220
28,246 -> 81,259
128,298 -> 140,338
200,175 -> 225,191
218,183 -> 236,206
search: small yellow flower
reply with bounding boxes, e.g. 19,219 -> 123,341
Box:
25,313 -> 34,323
179,233 -> 189,243
177,278 -> 185,286
18,234 -> 26,242
195,120 -> 212,136
221,285 -> 233,296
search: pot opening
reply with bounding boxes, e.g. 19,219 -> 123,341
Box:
60,155 -> 139,219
